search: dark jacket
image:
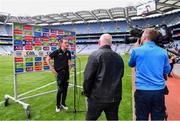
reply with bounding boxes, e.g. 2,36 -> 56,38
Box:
83,45 -> 124,103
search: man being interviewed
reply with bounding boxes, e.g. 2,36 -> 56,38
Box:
128,28 -> 171,120
83,34 -> 124,120
46,39 -> 71,112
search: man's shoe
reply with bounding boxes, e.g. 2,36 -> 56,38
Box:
61,104 -> 68,110
56,106 -> 60,112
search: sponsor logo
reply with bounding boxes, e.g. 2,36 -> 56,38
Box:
42,28 -> 49,33
24,35 -> 33,41
51,33 -> 57,38
15,68 -> 24,73
14,46 -> 23,50
43,61 -> 48,66
34,37 -> 41,41
35,62 -> 42,66
38,51 -> 44,56
26,62 -> 33,67
14,40 -> 23,46
26,67 -> 33,72
24,25 -> 32,30
35,46 -> 42,51
34,41 -> 42,46
51,46 -> 57,51
44,66 -> 49,70
25,45 -> 33,50
35,57 -> 42,61
51,43 -> 58,46
34,32 -> 41,37
15,63 -> 24,68
25,57 -> 33,62
51,29 -> 58,33
43,37 -> 49,42
25,51 -> 37,57
15,51 -> 23,57
35,66 -> 42,71
43,33 -> 49,37
14,30 -> 23,35
58,30 -> 64,35
15,57 -> 23,62
25,41 -> 33,45
43,47 -> 50,51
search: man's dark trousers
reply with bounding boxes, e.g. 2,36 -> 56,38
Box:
135,89 -> 166,120
56,71 -> 69,107
86,98 -> 121,120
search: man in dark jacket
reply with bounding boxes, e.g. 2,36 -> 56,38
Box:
83,33 -> 124,120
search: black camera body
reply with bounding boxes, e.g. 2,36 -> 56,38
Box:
125,28 -> 143,44
125,24 -> 173,47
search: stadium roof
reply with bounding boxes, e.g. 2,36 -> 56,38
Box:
0,0 -> 180,25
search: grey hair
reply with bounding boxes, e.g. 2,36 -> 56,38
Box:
99,33 -> 112,45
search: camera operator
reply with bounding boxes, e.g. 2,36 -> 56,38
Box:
128,28 -> 171,120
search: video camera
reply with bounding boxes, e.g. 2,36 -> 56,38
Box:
125,24 -> 173,47
125,24 -> 180,62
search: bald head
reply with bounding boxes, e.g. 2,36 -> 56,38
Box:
99,34 -> 112,47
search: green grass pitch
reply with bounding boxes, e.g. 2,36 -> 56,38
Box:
0,54 -> 132,120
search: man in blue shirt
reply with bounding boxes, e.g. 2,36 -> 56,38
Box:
128,28 -> 171,120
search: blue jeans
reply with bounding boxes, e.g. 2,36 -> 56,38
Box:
134,89 -> 166,121
86,98 -> 120,121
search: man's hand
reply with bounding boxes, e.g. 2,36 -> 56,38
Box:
50,67 -> 58,76
69,64 -> 72,71
46,56 -> 58,76
68,60 -> 72,71
133,39 -> 141,48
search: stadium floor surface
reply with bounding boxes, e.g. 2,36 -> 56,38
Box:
0,55 -> 132,120
166,76 -> 180,120
132,65 -> 180,120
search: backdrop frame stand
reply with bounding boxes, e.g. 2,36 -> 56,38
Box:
4,23 -> 77,119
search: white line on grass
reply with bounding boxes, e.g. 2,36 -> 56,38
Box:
0,101 -> 5,104
18,70 -> 84,98
19,84 -> 83,101
17,81 -> 56,98
127,74 -> 132,77
69,83 -> 83,89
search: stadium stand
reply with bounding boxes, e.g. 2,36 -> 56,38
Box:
0,25 -> 12,36
0,45 -> 13,55
76,43 -> 132,55
77,44 -> 99,55
0,12 -> 180,55
50,12 -> 180,34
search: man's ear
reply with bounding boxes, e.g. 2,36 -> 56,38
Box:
58,42 -> 62,47
140,36 -> 146,45
98,41 -> 101,46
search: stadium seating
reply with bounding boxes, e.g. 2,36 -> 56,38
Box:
0,12 -> 179,36
76,43 -> 132,55
0,12 -> 180,55
0,25 -> 12,36
0,45 -> 13,55
51,12 -> 180,34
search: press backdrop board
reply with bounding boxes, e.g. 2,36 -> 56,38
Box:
3,23 -> 76,119
13,23 -> 76,73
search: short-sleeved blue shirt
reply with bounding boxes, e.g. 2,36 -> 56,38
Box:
128,41 -> 171,90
